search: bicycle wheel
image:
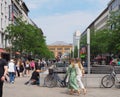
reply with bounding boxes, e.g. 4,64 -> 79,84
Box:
44,75 -> 57,88
49,78 -> 57,88
101,75 -> 115,88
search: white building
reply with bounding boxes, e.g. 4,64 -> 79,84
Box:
0,0 -> 35,50
0,0 -> 11,48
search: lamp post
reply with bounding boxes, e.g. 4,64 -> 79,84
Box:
87,28 -> 90,74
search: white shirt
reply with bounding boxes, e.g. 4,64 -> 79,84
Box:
74,63 -> 82,77
8,62 -> 15,72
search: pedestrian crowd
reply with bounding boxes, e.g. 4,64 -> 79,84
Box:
0,52 -> 87,97
6,58 -> 47,84
110,58 -> 120,66
0,52 -> 48,97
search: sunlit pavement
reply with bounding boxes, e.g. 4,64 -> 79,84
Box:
3,73 -> 120,97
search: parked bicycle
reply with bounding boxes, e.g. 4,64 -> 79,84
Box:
101,65 -> 120,88
44,69 -> 67,88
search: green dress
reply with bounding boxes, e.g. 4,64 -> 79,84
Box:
66,64 -> 79,90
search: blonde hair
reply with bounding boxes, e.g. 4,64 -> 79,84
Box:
75,58 -> 84,70
26,60 -> 30,64
70,58 -> 75,68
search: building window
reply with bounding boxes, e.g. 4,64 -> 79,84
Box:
64,48 -> 70,50
1,18 -> 2,29
1,4 -> 2,13
1,33 -> 4,43
50,48 -> 55,50
57,48 -> 62,50
119,5 -> 120,9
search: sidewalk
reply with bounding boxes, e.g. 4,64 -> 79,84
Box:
3,73 -> 120,97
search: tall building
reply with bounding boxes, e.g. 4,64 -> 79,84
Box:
81,0 -> 120,37
0,0 -> 35,51
0,0 -> 11,48
10,0 -> 29,24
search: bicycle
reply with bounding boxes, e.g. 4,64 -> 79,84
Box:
44,69 -> 67,88
101,65 -> 120,88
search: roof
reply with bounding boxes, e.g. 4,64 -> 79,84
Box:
49,41 -> 72,46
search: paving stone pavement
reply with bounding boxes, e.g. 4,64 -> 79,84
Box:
3,73 -> 120,97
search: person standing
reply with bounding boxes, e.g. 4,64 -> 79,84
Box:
19,59 -> 24,77
8,59 -> 16,84
0,53 -> 8,97
25,60 -> 30,77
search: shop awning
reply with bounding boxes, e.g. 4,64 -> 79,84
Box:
0,48 -> 6,53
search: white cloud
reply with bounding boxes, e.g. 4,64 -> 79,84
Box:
24,0 -> 110,44
33,11 -> 97,44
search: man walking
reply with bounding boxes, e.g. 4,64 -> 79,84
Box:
0,53 -> 8,97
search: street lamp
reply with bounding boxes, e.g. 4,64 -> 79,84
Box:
87,28 -> 90,74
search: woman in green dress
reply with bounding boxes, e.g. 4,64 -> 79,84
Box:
66,58 -> 80,95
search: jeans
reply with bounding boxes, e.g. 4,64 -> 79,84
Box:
0,80 -> 3,97
9,72 -> 15,83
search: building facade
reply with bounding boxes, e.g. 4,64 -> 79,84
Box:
81,0 -> 120,37
108,0 -> 120,11
0,0 -> 35,51
0,0 -> 11,48
48,41 -> 72,58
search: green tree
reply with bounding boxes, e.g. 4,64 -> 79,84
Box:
107,10 -> 120,53
91,29 -> 109,55
5,17 -> 53,59
80,10 -> 120,58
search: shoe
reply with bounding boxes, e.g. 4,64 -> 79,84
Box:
74,90 -> 80,95
24,81 -> 29,85
11,81 -> 14,84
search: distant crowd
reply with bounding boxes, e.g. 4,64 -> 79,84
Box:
5,58 -> 48,84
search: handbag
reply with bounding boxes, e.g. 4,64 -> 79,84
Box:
66,74 -> 69,83
66,69 -> 72,83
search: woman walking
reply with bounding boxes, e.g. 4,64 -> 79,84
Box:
75,58 -> 87,95
66,58 -> 80,95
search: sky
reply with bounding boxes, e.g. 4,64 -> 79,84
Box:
24,0 -> 110,45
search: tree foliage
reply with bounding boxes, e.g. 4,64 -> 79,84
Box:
80,10 -> 120,57
107,10 -> 120,53
5,18 -> 54,59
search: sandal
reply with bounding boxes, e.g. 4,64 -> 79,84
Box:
83,89 -> 87,95
77,90 -> 80,96
74,90 -> 80,96
69,89 -> 74,95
